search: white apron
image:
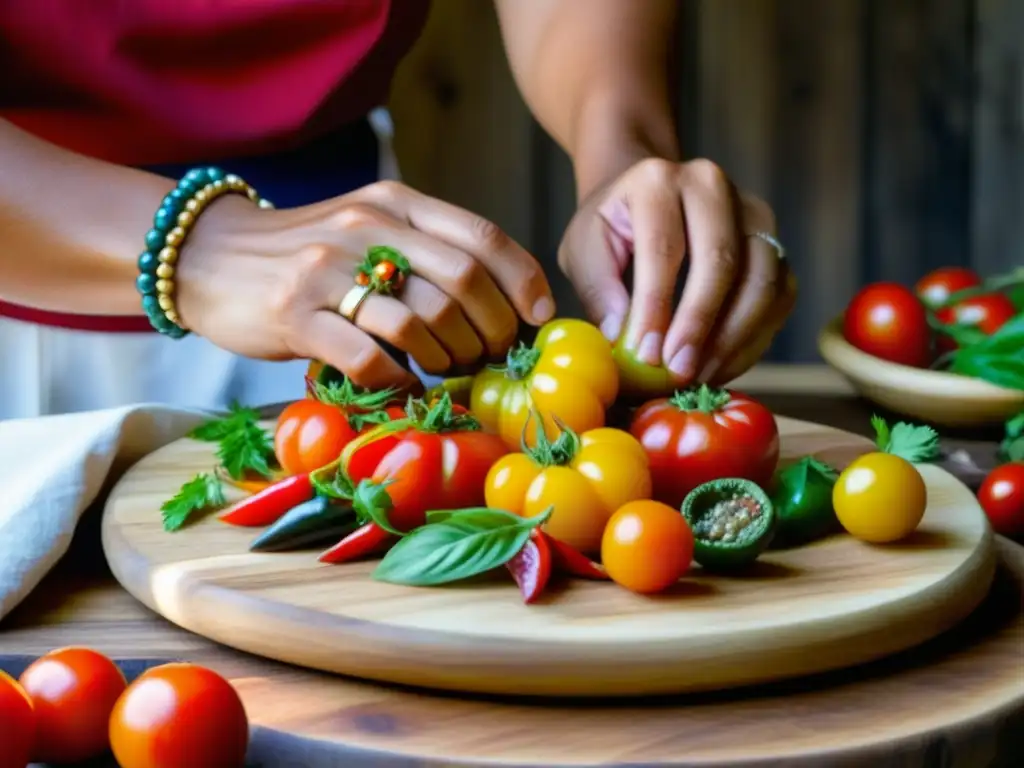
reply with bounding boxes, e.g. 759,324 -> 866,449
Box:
0,109 -> 413,419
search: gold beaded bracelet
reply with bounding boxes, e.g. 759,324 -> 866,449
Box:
136,167 -> 273,337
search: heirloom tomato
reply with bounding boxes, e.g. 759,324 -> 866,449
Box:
601,500 -> 694,594
0,669 -> 33,768
629,385 -> 779,509
842,282 -> 931,367
612,336 -> 676,399
470,318 -> 618,450
485,417 -> 651,553
915,266 -> 981,308
977,463 -> 1024,537
275,377 -> 403,476
343,395 -> 509,532
19,647 -> 127,764
109,663 -> 249,768
935,293 -> 1017,353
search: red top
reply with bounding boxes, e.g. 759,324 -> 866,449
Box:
0,0 -> 430,165
0,0 -> 430,331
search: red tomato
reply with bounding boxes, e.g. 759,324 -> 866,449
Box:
0,669 -> 34,768
842,282 -> 931,367
19,647 -> 126,764
978,463 -> 1024,537
274,401 -> 405,476
935,293 -> 1017,353
109,663 -> 249,768
346,403 -> 510,532
915,267 -> 981,308
629,386 -> 780,509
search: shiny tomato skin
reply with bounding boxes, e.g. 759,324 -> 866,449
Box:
842,282 -> 931,367
348,428 -> 510,531
274,399 -> 357,476
109,663 -> 248,768
0,669 -> 34,768
977,463 -> 1024,537
611,338 -> 677,399
630,390 -> 779,509
19,647 -> 127,764
833,453 -> 926,543
935,293 -> 1017,353
601,500 -> 695,594
915,267 -> 981,308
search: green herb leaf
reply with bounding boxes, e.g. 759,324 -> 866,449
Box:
188,402 -> 276,479
945,313 -> 1024,390
870,414 -> 891,452
872,416 -> 941,463
351,479 -> 401,535
999,410 -> 1024,462
1009,285 -> 1024,312
309,377 -> 399,413
161,473 -> 225,532
347,408 -> 395,432
372,507 -> 551,586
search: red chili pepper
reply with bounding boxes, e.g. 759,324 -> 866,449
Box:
539,531 -> 609,580
318,521 -> 394,564
505,531 -> 552,604
219,473 -> 314,527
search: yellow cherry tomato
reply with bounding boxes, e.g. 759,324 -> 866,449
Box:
484,425 -> 651,553
470,319 -> 619,450
612,335 -> 677,399
833,452 -> 927,543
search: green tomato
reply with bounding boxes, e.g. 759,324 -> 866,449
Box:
770,456 -> 839,546
612,336 -> 677,398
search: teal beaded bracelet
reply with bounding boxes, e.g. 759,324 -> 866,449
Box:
136,167 -> 273,337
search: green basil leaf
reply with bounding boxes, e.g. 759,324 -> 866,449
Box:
951,352 -> 1024,391
935,322 -> 988,349
351,479 -> 402,535
1008,285 -> 1024,312
970,313 -> 1024,354
425,507 -> 525,529
372,521 -> 533,586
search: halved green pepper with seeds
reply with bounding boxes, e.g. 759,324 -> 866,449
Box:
681,478 -> 776,572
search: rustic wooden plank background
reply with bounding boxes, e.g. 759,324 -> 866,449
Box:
389,0 -> 1023,362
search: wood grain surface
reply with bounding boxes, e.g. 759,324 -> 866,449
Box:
101,415 -> 997,698
1,536 -> 1022,767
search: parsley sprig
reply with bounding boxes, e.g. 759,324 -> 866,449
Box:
871,415 -> 941,463
189,402 -> 276,480
161,473 -> 225,532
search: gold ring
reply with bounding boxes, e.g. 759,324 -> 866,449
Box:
338,285 -> 373,322
747,231 -> 786,261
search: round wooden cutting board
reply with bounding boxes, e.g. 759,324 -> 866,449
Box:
102,416 -> 996,698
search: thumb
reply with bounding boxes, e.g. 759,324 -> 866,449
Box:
558,212 -> 631,342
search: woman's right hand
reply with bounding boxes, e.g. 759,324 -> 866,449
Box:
176,181 -> 556,391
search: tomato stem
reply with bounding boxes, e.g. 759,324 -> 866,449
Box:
308,375 -> 401,412
405,392 -> 480,433
504,342 -> 542,381
669,384 -> 731,413
521,410 -> 580,466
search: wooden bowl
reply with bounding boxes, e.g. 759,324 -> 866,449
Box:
817,317 -> 1024,427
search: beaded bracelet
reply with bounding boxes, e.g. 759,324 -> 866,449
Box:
136,167 -> 273,337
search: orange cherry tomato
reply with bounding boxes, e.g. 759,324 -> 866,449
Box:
274,399 -> 358,475
19,647 -> 127,764
601,500 -> 694,594
355,271 -> 371,286
109,663 -> 249,768
0,669 -> 34,768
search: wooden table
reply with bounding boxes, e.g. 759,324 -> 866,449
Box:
2,365 -> 1021,767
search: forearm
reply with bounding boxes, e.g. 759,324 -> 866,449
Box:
495,0 -> 680,198
0,119 -> 175,314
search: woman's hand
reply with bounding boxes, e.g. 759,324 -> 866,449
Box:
559,158 -> 797,385
176,181 -> 556,390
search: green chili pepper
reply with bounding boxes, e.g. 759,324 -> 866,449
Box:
681,478 -> 776,572
249,496 -> 357,552
769,457 -> 839,547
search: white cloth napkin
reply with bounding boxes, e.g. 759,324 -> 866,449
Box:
0,404 -> 212,621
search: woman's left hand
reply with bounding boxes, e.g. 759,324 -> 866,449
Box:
558,157 -> 797,385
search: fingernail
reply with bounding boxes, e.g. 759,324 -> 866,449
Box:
668,345 -> 698,378
698,356 -> 722,382
600,313 -> 623,342
532,296 -> 555,323
637,332 -> 663,365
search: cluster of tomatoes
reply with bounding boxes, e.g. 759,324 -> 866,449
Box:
0,648 -> 247,768
842,266 -> 1016,369
247,319 -> 783,597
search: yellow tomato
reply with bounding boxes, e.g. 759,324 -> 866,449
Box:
484,426 -> 651,553
470,319 -> 619,449
612,336 -> 677,399
833,452 -> 927,543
